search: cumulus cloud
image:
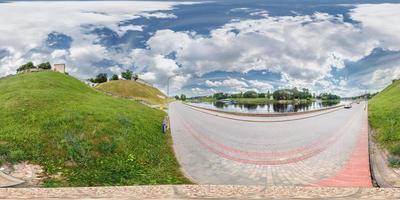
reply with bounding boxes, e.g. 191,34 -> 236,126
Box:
1,2 -> 399,96
0,1 -> 187,77
205,78 -> 248,88
132,4 -> 400,95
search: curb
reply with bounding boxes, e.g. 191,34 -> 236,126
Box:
0,171 -> 25,188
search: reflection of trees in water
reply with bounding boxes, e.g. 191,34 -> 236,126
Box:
209,100 -> 340,113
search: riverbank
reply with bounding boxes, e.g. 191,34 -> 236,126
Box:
189,98 -> 339,105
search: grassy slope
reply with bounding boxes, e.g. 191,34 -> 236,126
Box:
369,80 -> 400,155
0,72 -> 189,186
96,80 -> 168,105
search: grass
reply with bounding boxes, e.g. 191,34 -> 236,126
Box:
0,71 -> 189,186
369,80 -> 400,157
96,80 -> 170,106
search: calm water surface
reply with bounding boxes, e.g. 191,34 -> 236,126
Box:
189,100 -> 344,113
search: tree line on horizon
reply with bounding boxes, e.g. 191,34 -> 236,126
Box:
207,87 -> 340,101
89,70 -> 139,84
16,61 -> 52,72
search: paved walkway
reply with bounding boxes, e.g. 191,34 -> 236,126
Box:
0,185 -> 399,199
169,102 -> 372,187
0,171 -> 24,188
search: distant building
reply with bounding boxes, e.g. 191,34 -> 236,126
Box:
53,64 -> 66,73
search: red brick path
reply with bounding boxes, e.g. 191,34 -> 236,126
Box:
315,109 -> 372,187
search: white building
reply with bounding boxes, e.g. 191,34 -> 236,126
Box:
53,64 -> 66,73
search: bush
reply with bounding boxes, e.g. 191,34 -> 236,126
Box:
38,62 -> 52,70
16,62 -> 36,72
121,70 -> 133,80
243,91 -> 258,98
0,144 -> 9,156
110,74 -> 119,81
9,150 -> 27,163
388,156 -> 400,168
180,94 -> 187,101
90,73 -> 108,83
390,144 -> 400,156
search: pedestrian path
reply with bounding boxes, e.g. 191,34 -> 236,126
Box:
169,102 -> 372,187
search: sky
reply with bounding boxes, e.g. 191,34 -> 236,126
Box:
0,0 -> 399,97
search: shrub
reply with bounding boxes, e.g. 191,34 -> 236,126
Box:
121,70 -> 133,80
388,156 -> 400,168
0,144 -> 9,156
180,94 -> 186,101
16,61 -> 36,72
110,74 -> 119,81
90,73 -> 108,83
9,150 -> 27,163
38,62 -> 52,70
243,91 -> 258,98
390,143 -> 400,156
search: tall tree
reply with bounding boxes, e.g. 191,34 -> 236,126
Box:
37,62 -> 51,70
121,70 -> 133,80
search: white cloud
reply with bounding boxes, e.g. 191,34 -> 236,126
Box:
0,1 -> 188,77
1,2 -> 399,96
205,78 -> 248,88
248,80 -> 274,91
135,4 -> 400,95
369,67 -> 400,88
350,4 -> 400,51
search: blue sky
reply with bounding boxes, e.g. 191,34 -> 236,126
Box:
0,0 -> 399,97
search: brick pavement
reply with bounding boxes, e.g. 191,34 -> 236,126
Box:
169,102 -> 372,187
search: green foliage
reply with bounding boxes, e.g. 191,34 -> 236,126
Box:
243,91 -> 258,98
273,88 -> 314,100
121,70 -> 133,80
174,95 -> 180,100
38,62 -> 52,70
258,93 -> 266,98
89,73 -> 108,83
317,93 -> 340,100
110,74 -> 119,81
388,156 -> 400,168
16,61 -> 36,72
133,74 -> 139,81
0,144 -> 9,156
213,92 -> 228,100
180,94 -> 187,101
369,80 -> 400,157
0,71 -> 189,186
9,150 -> 27,163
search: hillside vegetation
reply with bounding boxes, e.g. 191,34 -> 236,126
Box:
369,80 -> 400,156
0,71 -> 188,186
96,80 -> 168,105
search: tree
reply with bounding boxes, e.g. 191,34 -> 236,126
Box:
16,62 -> 36,72
243,91 -> 258,98
133,74 -> 139,81
258,93 -> 266,98
90,73 -> 108,83
110,74 -> 119,81
213,92 -> 228,100
37,62 -> 51,70
174,95 -> 180,100
180,94 -> 187,101
121,70 -> 133,80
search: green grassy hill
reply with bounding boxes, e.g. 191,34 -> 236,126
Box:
369,80 -> 400,156
96,80 -> 169,105
0,71 -> 188,186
